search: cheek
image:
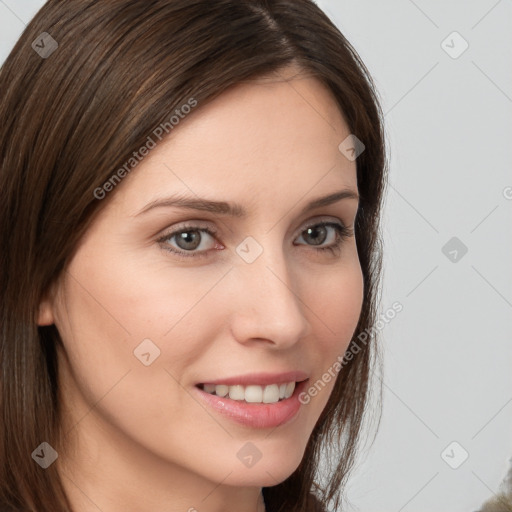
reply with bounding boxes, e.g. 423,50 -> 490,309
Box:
53,256 -> 220,461
59,244 -> 224,351
308,258 -> 364,352
54,250 -> 238,435
299,260 -> 364,413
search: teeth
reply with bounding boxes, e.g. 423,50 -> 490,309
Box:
245,385 -> 263,403
203,381 -> 296,403
215,384 -> 228,397
204,384 -> 216,394
263,384 -> 279,403
228,385 -> 245,401
284,381 -> 295,399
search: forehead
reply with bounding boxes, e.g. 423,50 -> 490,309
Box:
109,71 -> 358,216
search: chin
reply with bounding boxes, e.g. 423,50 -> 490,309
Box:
225,462 -> 301,488
232,442 -> 306,487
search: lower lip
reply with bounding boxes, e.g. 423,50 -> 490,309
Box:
193,380 -> 308,429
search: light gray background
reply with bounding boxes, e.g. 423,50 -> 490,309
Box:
1,1 -> 511,511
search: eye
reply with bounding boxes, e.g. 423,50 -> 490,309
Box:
158,224 -> 220,259
294,221 -> 354,256
157,220 -> 354,259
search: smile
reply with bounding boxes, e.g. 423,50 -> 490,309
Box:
193,373 -> 309,429
198,381 -> 296,404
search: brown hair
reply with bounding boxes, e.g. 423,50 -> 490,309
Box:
0,1 -> 387,511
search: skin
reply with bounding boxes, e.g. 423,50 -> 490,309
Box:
38,65 -> 364,512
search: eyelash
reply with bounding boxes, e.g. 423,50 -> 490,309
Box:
157,220 -> 354,260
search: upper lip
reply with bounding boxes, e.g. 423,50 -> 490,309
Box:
198,371 -> 309,387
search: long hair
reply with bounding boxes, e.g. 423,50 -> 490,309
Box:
0,1 -> 388,511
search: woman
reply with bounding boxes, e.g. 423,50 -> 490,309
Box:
0,1 -> 387,511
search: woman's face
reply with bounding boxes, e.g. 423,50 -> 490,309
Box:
40,68 -> 363,498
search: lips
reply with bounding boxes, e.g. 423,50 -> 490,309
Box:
193,371 -> 309,429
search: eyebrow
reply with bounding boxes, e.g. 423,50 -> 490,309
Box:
134,189 -> 359,218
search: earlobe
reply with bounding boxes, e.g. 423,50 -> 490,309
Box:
37,283 -> 58,326
37,299 -> 55,326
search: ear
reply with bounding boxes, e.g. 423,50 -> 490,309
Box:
37,285 -> 57,326
37,297 -> 55,326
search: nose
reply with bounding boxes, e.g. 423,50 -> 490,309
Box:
228,239 -> 312,349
